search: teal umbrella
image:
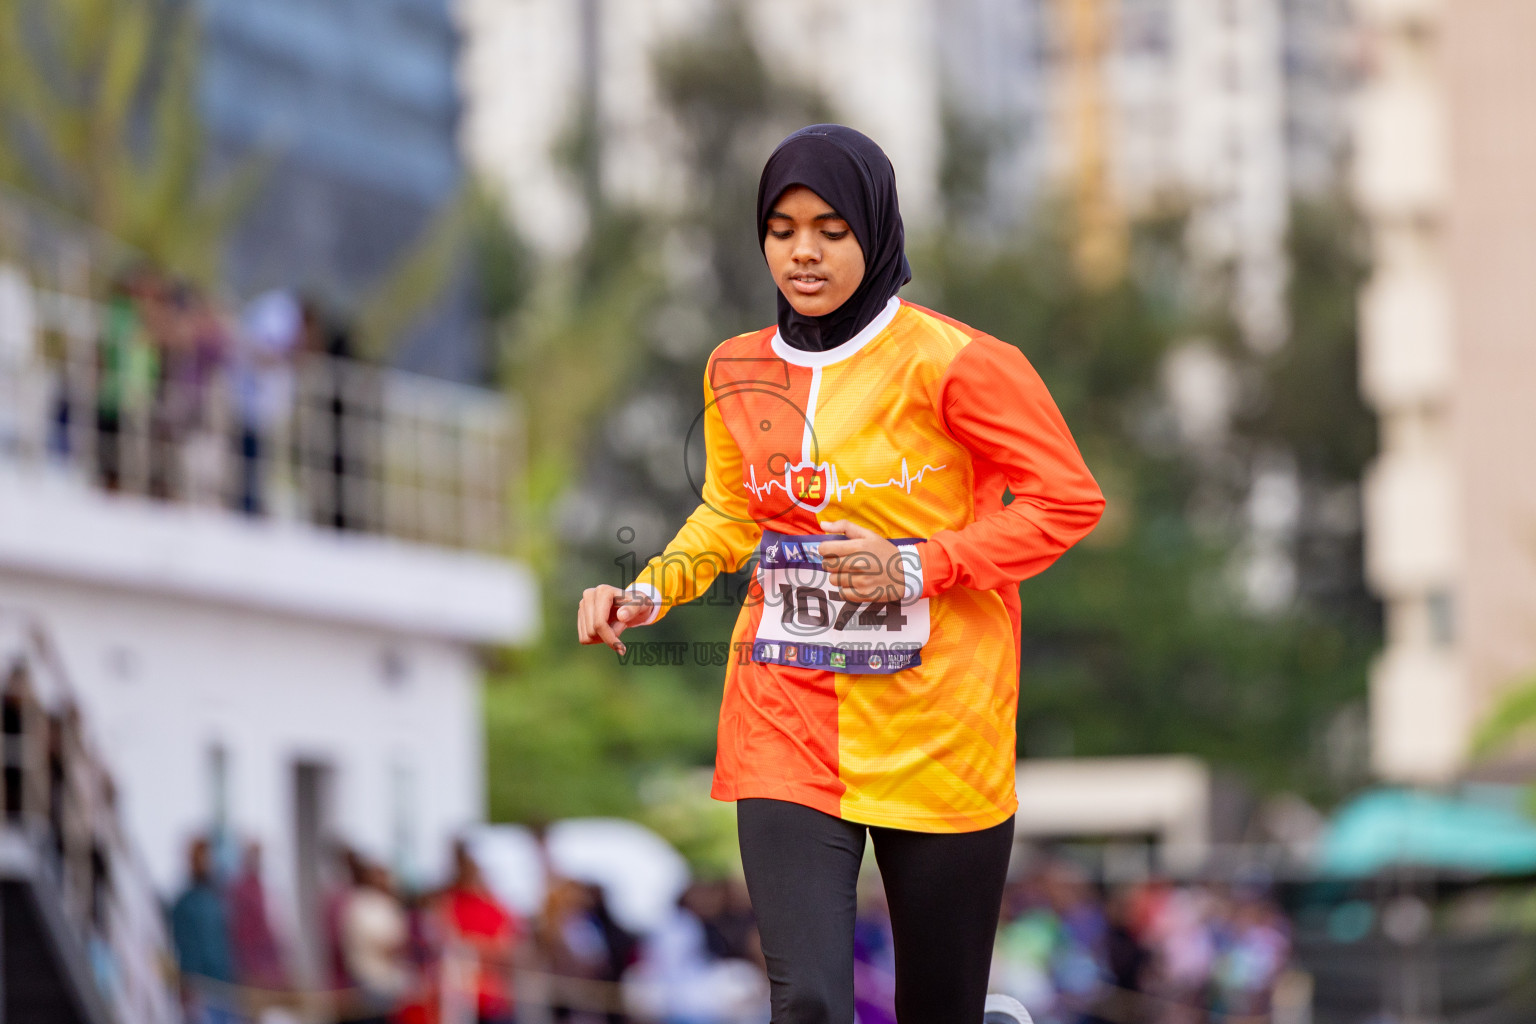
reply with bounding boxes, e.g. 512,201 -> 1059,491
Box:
1317,787 -> 1536,877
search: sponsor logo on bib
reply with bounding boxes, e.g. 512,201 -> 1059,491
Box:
753,532 -> 929,675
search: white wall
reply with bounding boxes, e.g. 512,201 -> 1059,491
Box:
0,470 -> 536,953
0,469 -> 537,646
3,575 -> 482,902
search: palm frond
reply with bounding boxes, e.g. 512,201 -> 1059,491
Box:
1473,675 -> 1536,758
354,189 -> 477,361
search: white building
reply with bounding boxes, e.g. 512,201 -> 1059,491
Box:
0,198 -> 538,981
1354,0 -> 1536,783
941,0 -> 1316,346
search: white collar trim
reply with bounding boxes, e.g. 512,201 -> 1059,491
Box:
770,296 -> 902,368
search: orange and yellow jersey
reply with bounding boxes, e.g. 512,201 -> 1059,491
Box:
627,297 -> 1104,832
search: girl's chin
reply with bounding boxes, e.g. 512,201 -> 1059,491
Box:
781,293 -> 847,317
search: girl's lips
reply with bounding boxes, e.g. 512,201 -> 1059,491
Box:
789,275 -> 826,295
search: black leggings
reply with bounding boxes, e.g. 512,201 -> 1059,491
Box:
737,798 -> 1015,1024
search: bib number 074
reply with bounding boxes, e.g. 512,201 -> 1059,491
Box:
776,584 -> 908,632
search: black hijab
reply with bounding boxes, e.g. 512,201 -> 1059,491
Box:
757,124 -> 911,352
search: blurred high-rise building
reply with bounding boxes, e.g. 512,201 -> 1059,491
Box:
456,0 -> 944,256
198,0 -> 486,381
1356,0 -> 1536,783
940,0 -> 1355,345
460,0 -> 1355,346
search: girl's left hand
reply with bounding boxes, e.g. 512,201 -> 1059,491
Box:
817,519 -> 905,603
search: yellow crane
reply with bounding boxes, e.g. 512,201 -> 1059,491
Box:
1057,0 -> 1127,288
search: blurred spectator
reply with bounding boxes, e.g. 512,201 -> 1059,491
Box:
324,843 -> 366,995
169,837 -> 237,1023
697,879 -> 757,966
1045,861 -> 1111,1019
1096,887 -> 1152,1024
1210,890 -> 1290,1018
991,874 -> 1067,1019
543,876 -> 614,1023
341,860 -> 411,1024
589,883 -> 640,1024
226,840 -> 289,992
687,880 -> 728,961
95,267 -> 161,491
234,290 -> 302,515
0,262 -> 44,456
438,838 -> 521,1024
171,837 -> 233,981
158,284 -> 231,505
300,297 -> 376,532
1146,884 -> 1217,1022
627,882 -> 767,1024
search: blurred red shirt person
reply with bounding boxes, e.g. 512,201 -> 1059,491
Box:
438,840 -> 520,1024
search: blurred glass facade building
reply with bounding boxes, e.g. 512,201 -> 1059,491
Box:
198,0 -> 484,381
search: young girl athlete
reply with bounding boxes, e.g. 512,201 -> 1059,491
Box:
577,124 -> 1104,1024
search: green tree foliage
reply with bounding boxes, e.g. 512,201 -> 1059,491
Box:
1234,195 -> 1377,628
485,7 -> 1380,825
484,4 -> 829,826
1472,673 -> 1536,817
910,196 -> 1377,800
484,647 -> 719,825
1474,677 -> 1536,761
480,191 -> 669,822
0,0 -> 263,282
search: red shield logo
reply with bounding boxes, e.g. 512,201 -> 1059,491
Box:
784,460 -> 835,513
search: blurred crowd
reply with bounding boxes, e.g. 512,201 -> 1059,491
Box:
171,835 -> 521,1024
0,259 -> 367,521
984,861 -> 1292,1024
166,835 -> 1294,1024
165,833 -> 771,1024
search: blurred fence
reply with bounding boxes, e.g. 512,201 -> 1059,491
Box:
0,186 -> 520,555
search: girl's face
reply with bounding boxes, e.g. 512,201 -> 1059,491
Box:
764,185 -> 866,318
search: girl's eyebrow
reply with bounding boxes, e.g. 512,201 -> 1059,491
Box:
767,210 -> 847,222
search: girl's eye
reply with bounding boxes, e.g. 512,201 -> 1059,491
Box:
769,229 -> 793,239
823,230 -> 848,240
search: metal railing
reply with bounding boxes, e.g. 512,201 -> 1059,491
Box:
1,613 -> 181,1024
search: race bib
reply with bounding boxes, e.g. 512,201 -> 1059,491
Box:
751,530 -> 929,674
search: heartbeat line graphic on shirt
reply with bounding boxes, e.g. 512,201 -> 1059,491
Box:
743,458 -> 948,504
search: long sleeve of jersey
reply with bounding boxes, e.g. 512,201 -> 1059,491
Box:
626,373 -> 762,623
916,334 -> 1105,597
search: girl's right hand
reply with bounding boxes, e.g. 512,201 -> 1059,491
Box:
576,585 -> 656,655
